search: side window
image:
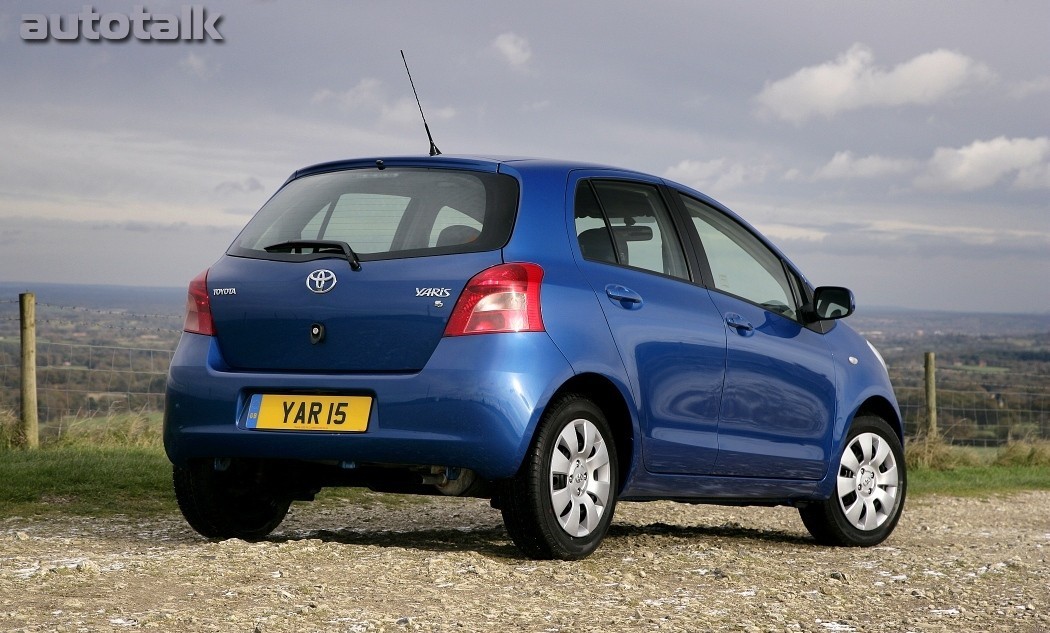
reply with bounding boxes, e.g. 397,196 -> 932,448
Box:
679,194 -> 798,319
573,180 -> 689,280
574,182 -> 618,264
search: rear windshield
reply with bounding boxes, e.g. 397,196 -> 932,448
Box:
228,167 -> 519,262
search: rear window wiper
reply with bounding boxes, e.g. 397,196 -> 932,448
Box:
264,240 -> 362,271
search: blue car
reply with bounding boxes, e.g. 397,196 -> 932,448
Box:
164,155 -> 905,559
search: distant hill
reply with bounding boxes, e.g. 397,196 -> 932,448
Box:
0,282 -> 184,317
851,307 -> 1050,338
1,282 -> 1048,339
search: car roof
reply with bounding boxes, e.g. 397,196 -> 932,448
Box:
279,154 -> 814,290
285,154 -> 648,184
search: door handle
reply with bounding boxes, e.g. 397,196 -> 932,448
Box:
605,284 -> 643,308
725,312 -> 754,334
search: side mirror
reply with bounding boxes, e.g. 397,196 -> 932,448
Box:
803,286 -> 855,322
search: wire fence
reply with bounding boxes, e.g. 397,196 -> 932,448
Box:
3,337 -> 1050,445
0,339 -> 172,422
892,367 -> 1050,446
0,293 -> 180,425
2,291 -> 1049,443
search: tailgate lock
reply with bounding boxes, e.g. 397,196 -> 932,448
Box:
309,323 -> 326,345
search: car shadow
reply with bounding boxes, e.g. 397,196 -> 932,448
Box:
265,525 -> 522,558
608,521 -> 814,546
257,520 -> 813,558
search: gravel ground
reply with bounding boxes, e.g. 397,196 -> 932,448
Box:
1,491 -> 1047,633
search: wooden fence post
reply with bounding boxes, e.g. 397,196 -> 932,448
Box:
924,351 -> 937,439
20,292 -> 39,449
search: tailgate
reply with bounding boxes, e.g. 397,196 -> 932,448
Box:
207,251 -> 503,373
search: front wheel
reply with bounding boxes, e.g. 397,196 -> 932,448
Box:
500,394 -> 618,560
800,416 -> 907,546
173,459 -> 291,540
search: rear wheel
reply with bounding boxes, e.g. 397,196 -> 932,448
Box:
800,416 -> 906,546
173,459 -> 291,540
501,394 -> 618,560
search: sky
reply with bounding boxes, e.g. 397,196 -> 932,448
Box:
1,1 -> 1047,313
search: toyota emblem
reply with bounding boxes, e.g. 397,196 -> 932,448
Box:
306,269 -> 338,294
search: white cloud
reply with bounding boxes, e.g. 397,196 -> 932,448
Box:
814,151 -> 918,180
663,158 -> 769,192
861,218 -> 1047,246
215,177 -> 264,195
522,100 -> 551,112
492,32 -> 532,69
755,44 -> 993,123
179,52 -> 218,79
765,216 -> 1050,261
915,136 -> 1050,192
1009,76 -> 1050,100
312,79 -> 454,126
380,99 -> 454,127
0,216 -> 240,288
306,76 -> 451,126
1014,162 -> 1050,190
312,78 -> 384,109
757,224 -> 829,242
310,89 -> 334,104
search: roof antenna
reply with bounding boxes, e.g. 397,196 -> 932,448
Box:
400,50 -> 441,156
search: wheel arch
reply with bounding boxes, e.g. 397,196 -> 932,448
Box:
817,394 -> 905,500
548,372 -> 635,494
852,396 -> 904,441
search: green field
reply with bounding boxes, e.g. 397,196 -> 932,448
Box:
907,464 -> 1050,496
1,441 -> 1048,519
3,410 -> 1048,518
0,445 -> 175,517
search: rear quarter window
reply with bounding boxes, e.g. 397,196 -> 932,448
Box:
229,168 -> 518,262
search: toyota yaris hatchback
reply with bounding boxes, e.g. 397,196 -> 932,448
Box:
164,155 -> 905,559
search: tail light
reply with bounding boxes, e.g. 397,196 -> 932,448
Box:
183,269 -> 215,336
444,263 -> 544,336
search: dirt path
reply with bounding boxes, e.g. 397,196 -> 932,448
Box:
2,492 -> 1048,632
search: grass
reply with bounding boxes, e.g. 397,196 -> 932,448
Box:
906,434 -> 1050,469
953,365 -> 1010,374
905,434 -> 983,470
44,410 -> 165,448
0,408 -> 164,450
0,412 -> 1048,518
0,445 -> 176,517
0,408 -> 24,449
0,409 -> 174,517
903,435 -> 1050,497
907,464 -> 1050,497
0,410 -> 421,518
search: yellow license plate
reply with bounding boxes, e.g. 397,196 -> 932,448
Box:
245,394 -> 371,432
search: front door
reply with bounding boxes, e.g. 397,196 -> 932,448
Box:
676,192 -> 837,480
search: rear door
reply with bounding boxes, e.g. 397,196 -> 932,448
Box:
675,192 -> 837,480
570,174 -> 726,475
209,166 -> 518,373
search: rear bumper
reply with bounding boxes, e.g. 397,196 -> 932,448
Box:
163,331 -> 574,480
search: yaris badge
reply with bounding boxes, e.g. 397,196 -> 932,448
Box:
306,269 -> 337,294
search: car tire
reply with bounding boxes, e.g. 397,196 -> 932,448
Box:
500,394 -> 618,560
799,415 -> 907,546
173,459 -> 291,540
